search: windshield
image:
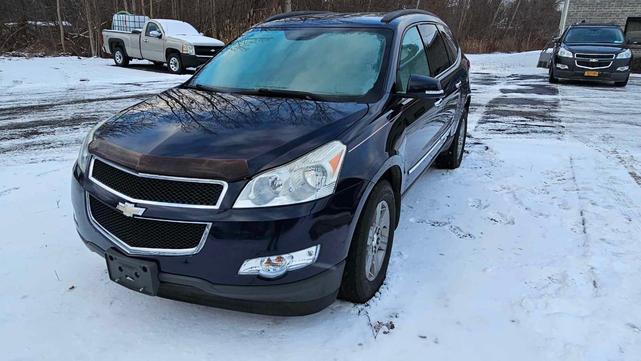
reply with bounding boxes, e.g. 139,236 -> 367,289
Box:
189,27 -> 391,101
565,27 -> 625,44
161,21 -> 198,35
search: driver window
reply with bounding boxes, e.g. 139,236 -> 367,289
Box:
397,26 -> 430,93
145,22 -> 159,37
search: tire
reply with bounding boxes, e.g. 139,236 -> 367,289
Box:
435,109 -> 467,169
113,47 -> 129,67
167,53 -> 183,74
339,180 -> 396,303
548,67 -> 558,84
615,79 -> 628,87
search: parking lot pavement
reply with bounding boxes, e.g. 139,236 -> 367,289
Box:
1,53 -> 640,360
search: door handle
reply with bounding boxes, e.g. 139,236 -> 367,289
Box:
143,39 -> 148,43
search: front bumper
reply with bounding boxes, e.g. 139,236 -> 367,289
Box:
72,162 -> 366,315
180,54 -> 212,68
553,55 -> 631,82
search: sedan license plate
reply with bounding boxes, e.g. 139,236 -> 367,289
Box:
584,71 -> 600,77
106,248 -> 159,296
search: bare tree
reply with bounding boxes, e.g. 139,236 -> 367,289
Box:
56,0 -> 66,52
84,0 -> 96,56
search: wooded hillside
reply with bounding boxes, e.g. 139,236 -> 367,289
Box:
0,0 -> 561,56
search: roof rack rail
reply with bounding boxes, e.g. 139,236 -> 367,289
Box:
381,9 -> 434,23
263,11 -> 334,23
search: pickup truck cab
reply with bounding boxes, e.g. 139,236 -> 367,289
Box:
102,18 -> 225,74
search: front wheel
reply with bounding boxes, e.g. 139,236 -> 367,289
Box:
339,180 -> 396,303
435,110 -> 467,169
113,47 -> 129,67
167,53 -> 183,74
549,67 -> 558,83
615,79 -> 628,87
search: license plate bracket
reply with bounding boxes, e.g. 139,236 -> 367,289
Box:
106,248 -> 159,296
584,70 -> 600,77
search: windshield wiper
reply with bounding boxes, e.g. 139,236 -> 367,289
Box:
186,83 -> 218,92
255,88 -> 321,101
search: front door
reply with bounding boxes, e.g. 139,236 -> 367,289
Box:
395,26 -> 444,180
142,21 -> 165,62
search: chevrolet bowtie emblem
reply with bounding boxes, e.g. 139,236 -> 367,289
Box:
116,202 -> 146,217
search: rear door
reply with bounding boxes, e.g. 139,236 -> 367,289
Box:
141,21 -> 165,62
434,24 -> 464,137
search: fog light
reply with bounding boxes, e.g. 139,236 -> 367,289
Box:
617,66 -> 629,72
556,63 -> 569,70
238,245 -> 320,279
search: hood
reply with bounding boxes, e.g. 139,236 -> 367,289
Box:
564,44 -> 626,54
90,88 -> 368,181
168,34 -> 224,47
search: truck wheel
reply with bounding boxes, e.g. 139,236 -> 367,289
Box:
435,109 -> 467,169
339,180 -> 396,303
113,47 -> 129,67
167,53 -> 183,74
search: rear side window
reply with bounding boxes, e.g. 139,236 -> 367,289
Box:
438,25 -> 459,62
397,26 -> 430,93
145,22 -> 159,36
418,24 -> 451,76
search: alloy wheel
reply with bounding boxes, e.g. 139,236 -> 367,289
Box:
365,200 -> 390,281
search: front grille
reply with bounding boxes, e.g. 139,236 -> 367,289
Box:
194,45 -> 222,56
576,60 -> 613,69
90,158 -> 225,208
88,195 -> 209,252
575,53 -> 615,60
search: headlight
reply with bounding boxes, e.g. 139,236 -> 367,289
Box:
558,47 -> 573,58
181,43 -> 195,55
77,119 -> 108,173
233,141 -> 346,208
238,245 -> 320,279
616,49 -> 632,59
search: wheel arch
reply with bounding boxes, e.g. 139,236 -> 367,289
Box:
165,47 -> 181,60
108,39 -> 126,54
343,156 -> 404,261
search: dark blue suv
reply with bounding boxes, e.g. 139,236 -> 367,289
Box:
71,10 -> 471,315
549,23 -> 632,86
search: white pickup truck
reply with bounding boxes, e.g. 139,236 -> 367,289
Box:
102,15 -> 224,74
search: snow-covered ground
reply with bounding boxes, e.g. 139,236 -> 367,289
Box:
1,53 -> 641,360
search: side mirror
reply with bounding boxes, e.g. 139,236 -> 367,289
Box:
149,30 -> 162,39
404,74 -> 444,99
132,29 -> 141,34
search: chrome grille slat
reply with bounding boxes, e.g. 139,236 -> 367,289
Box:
89,157 -> 228,209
